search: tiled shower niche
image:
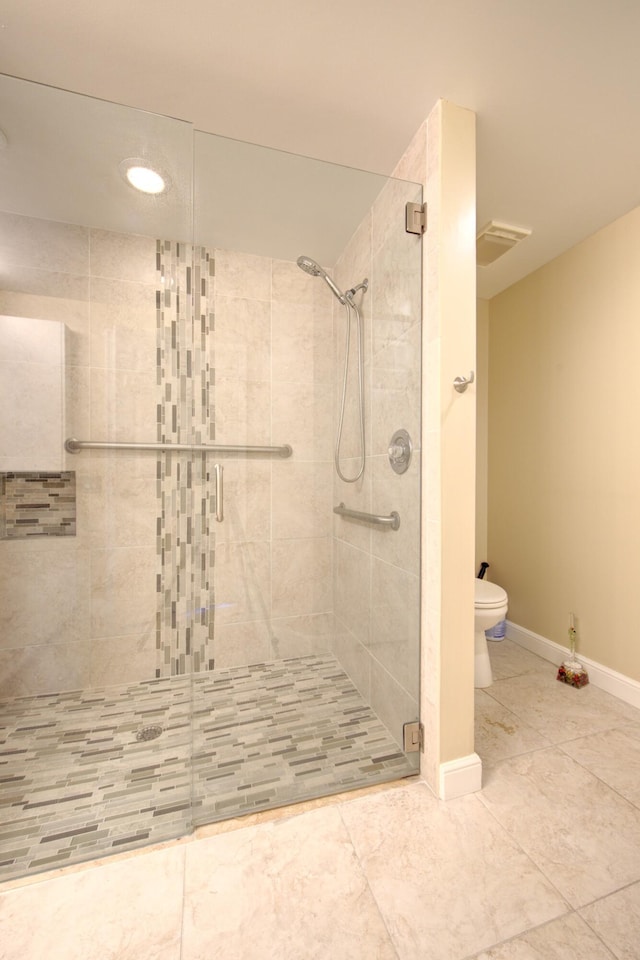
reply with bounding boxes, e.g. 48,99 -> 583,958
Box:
0,472 -> 76,539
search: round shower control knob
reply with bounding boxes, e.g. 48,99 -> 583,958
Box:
388,429 -> 412,474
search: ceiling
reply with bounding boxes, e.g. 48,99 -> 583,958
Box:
0,0 -> 639,298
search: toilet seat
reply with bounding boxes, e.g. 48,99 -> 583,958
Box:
474,578 -> 507,608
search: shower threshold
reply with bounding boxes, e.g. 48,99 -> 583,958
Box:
0,654 -> 417,882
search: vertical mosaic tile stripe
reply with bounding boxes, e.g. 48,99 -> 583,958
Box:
155,241 -> 215,677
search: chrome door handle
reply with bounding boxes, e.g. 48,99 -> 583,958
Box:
214,463 -> 223,522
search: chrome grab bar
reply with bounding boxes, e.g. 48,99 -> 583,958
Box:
333,502 -> 400,531
214,463 -> 223,522
65,438 -> 292,457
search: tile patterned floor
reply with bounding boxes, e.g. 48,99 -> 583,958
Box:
0,654 -> 416,881
2,639 -> 640,959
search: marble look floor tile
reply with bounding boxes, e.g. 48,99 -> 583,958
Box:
489,639 -> 553,681
559,723 -> 640,808
479,748 -> 640,908
579,881 -> 640,960
472,912 -> 615,959
0,844 -> 185,960
181,805 -> 398,960
475,690 -> 551,765
486,673 -> 640,744
339,782 -> 567,960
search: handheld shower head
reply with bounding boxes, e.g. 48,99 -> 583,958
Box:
296,255 -> 322,277
296,255 -> 346,303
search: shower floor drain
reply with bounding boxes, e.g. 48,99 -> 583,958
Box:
135,724 -> 164,742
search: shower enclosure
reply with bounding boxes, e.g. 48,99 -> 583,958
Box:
0,75 -> 423,881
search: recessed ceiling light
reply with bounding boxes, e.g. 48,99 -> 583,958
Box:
119,158 -> 168,195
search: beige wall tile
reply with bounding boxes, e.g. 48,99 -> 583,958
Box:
215,248 -> 271,300
333,538 -> 370,645
0,540 -> 90,648
90,545 -> 157,640
214,540 -> 271,626
90,277 -> 157,371
371,177 -> 422,257
271,461 -> 332,540
89,632 -> 157,686
89,229 -> 157,284
369,656 -> 419,748
269,612 -> 334,660
271,301 -> 333,384
214,461 -> 271,545
0,211 -> 89,274
213,296 -> 271,382
0,640 -> 91,697
90,368 -> 157,444
370,557 -> 420,700
271,381 -> 332,462
214,379 -> 271,445
272,257 -> 333,307
271,537 -> 332,618
370,452 -> 420,576
332,622 -> 371,701
213,619 -> 273,668
82,461 -> 157,548
332,458 -> 372,553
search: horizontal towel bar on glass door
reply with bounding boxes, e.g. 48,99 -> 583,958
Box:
64,438 -> 293,457
333,502 -> 400,531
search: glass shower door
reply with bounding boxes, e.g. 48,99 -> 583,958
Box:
189,130 -> 423,826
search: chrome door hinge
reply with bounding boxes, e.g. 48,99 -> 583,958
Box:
403,720 -> 424,753
405,201 -> 427,236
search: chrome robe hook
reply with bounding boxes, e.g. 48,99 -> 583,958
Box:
453,371 -> 475,393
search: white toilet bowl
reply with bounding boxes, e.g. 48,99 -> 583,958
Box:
474,578 -> 508,688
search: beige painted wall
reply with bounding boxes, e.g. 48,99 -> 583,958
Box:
476,298 -> 489,573
488,203 -> 640,682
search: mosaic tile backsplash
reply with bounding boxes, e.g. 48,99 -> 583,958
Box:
0,472 -> 76,539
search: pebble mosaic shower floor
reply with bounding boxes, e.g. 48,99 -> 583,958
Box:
0,654 -> 416,881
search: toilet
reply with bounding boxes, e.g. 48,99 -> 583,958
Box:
474,578 -> 508,687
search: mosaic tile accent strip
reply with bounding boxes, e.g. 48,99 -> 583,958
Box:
0,472 -> 76,540
0,654 -> 416,881
155,241 -> 216,677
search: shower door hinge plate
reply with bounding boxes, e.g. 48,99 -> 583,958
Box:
405,202 -> 427,236
403,720 -> 424,753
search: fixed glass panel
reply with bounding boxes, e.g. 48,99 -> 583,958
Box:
0,74 -> 195,880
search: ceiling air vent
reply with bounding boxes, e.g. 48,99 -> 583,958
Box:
476,221 -> 531,267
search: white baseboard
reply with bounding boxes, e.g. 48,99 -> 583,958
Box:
507,621 -> 640,710
438,753 -> 482,800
